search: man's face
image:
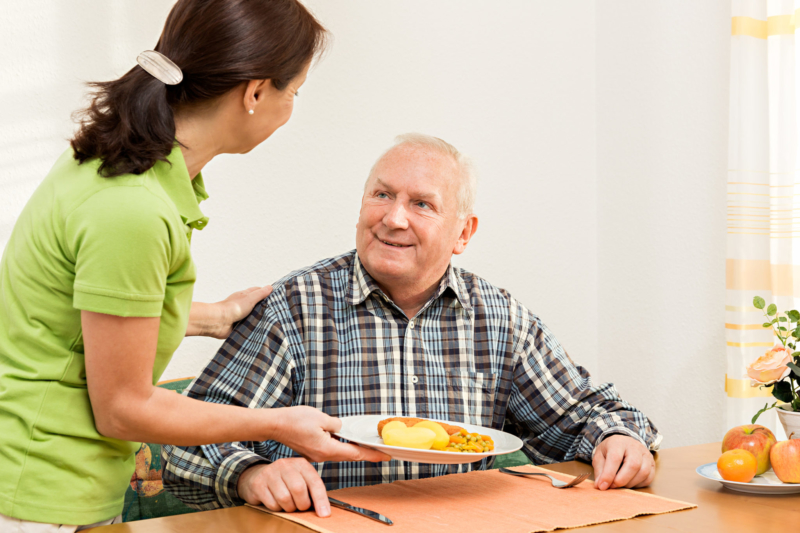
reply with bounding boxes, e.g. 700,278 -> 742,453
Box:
356,145 -> 473,294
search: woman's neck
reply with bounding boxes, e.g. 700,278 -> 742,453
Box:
174,111 -> 225,179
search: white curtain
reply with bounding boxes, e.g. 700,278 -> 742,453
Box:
727,0 -> 800,439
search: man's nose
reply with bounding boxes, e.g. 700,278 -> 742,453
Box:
383,201 -> 409,230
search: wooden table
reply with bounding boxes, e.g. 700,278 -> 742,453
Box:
95,442 -> 800,532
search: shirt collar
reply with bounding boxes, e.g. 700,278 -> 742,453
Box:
347,253 -> 472,313
154,144 -> 210,231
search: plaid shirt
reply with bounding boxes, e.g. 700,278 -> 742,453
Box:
162,250 -> 661,509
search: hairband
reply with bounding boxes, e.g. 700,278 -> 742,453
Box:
136,50 -> 183,85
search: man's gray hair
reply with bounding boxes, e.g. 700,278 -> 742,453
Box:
367,133 -> 477,217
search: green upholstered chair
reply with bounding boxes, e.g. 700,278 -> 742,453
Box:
122,377 -> 200,522
122,377 -> 533,522
491,449 -> 533,469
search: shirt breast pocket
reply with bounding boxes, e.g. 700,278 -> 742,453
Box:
445,370 -> 498,428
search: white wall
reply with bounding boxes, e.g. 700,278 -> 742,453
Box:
595,1 -> 730,447
0,1 -> 729,448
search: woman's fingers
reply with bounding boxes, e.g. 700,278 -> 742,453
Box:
320,440 -> 392,463
278,407 -> 391,463
248,285 -> 273,303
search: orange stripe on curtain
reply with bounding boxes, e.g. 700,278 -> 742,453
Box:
726,259 -> 800,296
725,375 -> 774,398
731,15 -> 795,39
725,323 -> 768,330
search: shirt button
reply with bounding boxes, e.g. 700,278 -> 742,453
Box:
408,321 -> 415,329
411,375 -> 418,384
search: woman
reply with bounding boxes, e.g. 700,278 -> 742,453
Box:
0,0 -> 386,530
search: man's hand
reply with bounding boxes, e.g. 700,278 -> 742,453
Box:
271,406 -> 391,463
238,459 -> 330,517
591,434 -> 655,490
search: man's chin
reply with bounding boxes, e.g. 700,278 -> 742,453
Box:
361,257 -> 413,283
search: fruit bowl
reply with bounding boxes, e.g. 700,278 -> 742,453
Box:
696,463 -> 800,494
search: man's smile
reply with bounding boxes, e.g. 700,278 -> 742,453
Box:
380,239 -> 412,248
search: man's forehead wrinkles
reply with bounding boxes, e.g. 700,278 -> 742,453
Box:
373,176 -> 443,202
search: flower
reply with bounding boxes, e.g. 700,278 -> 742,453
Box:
747,345 -> 792,384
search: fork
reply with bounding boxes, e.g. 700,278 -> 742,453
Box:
499,467 -> 590,488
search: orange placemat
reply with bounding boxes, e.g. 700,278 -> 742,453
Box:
247,464 -> 696,533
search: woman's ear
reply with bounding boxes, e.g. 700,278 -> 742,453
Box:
243,79 -> 270,113
453,215 -> 479,255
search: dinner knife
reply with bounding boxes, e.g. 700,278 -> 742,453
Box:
327,497 -> 393,526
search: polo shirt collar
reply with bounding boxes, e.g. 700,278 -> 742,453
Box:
154,144 -> 210,231
347,253 -> 472,313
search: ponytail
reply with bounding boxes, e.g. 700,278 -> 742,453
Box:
70,0 -> 328,178
71,66 -> 177,177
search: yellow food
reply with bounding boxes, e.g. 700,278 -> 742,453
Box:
380,420 -> 408,438
413,420 -> 450,450
377,417 -> 495,453
377,417 -> 464,436
443,429 -> 494,453
382,427 -> 437,449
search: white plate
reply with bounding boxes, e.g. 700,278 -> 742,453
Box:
696,462 -> 800,494
334,415 -> 523,465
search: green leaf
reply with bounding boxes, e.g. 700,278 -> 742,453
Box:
788,362 -> 800,378
779,317 -> 789,322
754,296 -> 766,309
779,327 -> 788,332
788,310 -> 800,322
771,318 -> 778,325
793,352 -> 800,357
773,381 -> 794,403
793,329 -> 800,339
768,304 -> 778,316
764,322 -> 774,328
790,343 -> 796,350
752,402 -> 777,423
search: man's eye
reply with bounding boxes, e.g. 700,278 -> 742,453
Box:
377,193 -> 389,199
416,201 -> 429,209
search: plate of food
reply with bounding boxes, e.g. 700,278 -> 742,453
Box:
333,415 -> 523,464
695,463 -> 800,495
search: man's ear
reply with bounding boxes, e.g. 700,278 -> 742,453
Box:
453,215 -> 478,255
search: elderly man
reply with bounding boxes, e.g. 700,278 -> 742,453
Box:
163,133 -> 661,517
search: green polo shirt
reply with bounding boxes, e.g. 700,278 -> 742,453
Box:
0,146 -> 208,524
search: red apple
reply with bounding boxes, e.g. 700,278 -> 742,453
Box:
721,424 -> 776,475
770,436 -> 800,483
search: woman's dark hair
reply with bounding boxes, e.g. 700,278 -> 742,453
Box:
71,0 -> 327,177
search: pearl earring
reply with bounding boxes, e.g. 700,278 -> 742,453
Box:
248,109 -> 254,115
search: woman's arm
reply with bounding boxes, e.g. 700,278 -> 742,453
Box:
185,285 -> 273,339
82,310 -> 388,463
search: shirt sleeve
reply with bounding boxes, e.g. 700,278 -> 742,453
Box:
161,296 -> 298,509
65,187 -> 173,317
506,309 -> 662,465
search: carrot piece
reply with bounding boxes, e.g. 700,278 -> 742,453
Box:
449,435 -> 465,444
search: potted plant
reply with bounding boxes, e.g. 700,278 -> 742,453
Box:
748,296 -> 800,439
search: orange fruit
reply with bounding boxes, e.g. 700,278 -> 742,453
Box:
717,449 -> 757,483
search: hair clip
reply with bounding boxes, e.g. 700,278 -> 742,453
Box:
136,50 -> 183,85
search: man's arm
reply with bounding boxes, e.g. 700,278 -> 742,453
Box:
162,300 -> 298,509
506,309 -> 661,488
